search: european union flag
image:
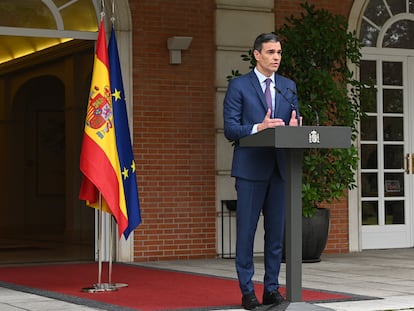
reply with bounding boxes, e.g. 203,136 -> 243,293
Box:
108,25 -> 141,239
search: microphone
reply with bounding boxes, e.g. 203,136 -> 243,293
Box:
274,86 -> 300,123
287,87 -> 319,126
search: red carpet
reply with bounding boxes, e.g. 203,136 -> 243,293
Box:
0,263 -> 358,310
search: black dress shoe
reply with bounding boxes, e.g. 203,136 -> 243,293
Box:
242,292 -> 260,310
262,289 -> 284,305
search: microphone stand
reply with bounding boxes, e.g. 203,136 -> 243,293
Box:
286,88 -> 319,126
274,86 -> 300,122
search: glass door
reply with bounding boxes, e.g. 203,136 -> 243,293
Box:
360,55 -> 413,249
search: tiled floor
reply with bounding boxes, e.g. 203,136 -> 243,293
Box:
137,249 -> 414,311
1,248 -> 414,311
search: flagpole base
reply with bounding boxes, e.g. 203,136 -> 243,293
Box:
81,283 -> 118,293
112,283 -> 128,288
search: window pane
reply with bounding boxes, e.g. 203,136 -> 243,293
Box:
360,19 -> 379,47
60,0 -> 98,32
362,173 -> 378,197
361,116 -> 377,140
362,201 -> 378,225
385,201 -> 405,224
364,0 -> 390,27
383,20 -> 414,49
387,0 -> 407,15
383,61 -> 403,86
0,0 -> 55,28
384,145 -> 403,169
361,88 -> 378,113
383,89 -> 403,113
360,60 -> 377,84
383,117 -> 403,141
384,173 -> 404,197
361,145 -> 377,169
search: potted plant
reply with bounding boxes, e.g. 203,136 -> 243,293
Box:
227,2 -> 375,261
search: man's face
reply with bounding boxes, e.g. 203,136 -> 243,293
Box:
254,41 -> 282,77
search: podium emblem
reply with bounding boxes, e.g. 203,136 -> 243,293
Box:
308,130 -> 320,144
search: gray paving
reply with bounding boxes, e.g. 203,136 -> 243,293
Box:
1,248 -> 414,311
287,302 -> 333,310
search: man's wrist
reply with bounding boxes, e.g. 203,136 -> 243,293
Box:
252,124 -> 259,134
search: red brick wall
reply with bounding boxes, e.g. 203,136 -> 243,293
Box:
275,0 -> 354,27
130,0 -> 216,261
275,0 -> 355,254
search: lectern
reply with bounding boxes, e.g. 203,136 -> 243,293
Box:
240,126 -> 351,302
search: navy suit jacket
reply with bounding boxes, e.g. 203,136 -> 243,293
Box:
223,70 -> 299,181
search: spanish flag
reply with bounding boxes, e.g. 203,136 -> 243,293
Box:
79,19 -> 128,237
109,25 -> 141,239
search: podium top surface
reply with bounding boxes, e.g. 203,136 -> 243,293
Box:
239,126 -> 351,149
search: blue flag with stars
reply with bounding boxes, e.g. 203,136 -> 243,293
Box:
108,25 -> 141,239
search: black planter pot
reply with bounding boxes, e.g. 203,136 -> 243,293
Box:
302,208 -> 330,262
283,208 -> 331,263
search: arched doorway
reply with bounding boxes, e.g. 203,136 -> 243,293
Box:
351,0 -> 414,250
0,0 -> 134,264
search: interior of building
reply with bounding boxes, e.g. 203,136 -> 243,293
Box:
0,1 -> 99,265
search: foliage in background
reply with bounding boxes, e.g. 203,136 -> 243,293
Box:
227,2 -> 375,217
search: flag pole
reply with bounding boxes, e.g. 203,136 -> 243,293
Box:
81,193 -> 117,292
109,216 -> 128,289
81,0 -> 140,292
108,216 -> 113,284
97,193 -> 117,291
106,2 -> 129,290
98,192 -> 103,287
80,0 -> 128,293
108,0 -> 115,287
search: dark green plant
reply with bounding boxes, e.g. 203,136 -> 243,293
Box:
227,2 -> 375,217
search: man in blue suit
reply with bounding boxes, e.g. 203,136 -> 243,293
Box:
223,33 -> 300,310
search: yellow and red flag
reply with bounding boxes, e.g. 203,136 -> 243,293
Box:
79,19 -> 128,237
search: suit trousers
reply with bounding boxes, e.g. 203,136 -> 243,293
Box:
234,169 -> 286,295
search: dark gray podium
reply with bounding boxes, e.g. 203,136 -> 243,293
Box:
240,126 -> 351,302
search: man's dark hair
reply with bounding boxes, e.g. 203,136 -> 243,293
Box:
253,33 -> 281,52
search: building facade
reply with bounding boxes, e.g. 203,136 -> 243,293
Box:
0,0 -> 412,264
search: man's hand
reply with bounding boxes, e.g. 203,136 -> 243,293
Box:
289,110 -> 302,127
257,109 -> 286,132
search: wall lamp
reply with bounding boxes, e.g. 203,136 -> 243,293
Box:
167,36 -> 193,64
